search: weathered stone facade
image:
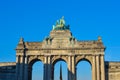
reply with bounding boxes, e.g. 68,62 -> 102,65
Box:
0,17 -> 120,80
105,62 -> 120,80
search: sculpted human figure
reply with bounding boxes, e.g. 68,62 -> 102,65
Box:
60,16 -> 65,27
56,20 -> 59,26
52,16 -> 69,30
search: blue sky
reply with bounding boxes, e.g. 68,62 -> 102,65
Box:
0,0 -> 120,80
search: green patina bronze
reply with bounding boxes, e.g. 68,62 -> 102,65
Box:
52,16 -> 70,30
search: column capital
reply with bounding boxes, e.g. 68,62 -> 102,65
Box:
100,54 -> 104,56
25,56 -> 28,64
16,55 -> 20,57
68,54 -> 75,57
95,54 -> 101,56
92,54 -> 104,56
44,54 -> 51,57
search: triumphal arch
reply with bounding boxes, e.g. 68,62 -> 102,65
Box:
16,17 -> 105,80
0,17 -> 120,80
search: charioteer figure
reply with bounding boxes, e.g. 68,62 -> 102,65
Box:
52,16 -> 70,30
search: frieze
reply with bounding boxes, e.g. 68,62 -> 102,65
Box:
24,48 -> 104,56
16,50 -> 24,53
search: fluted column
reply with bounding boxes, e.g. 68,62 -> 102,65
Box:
44,55 -> 52,80
75,67 -> 77,80
16,56 -> 20,80
28,66 -> 32,80
51,65 -> 54,80
24,56 -> 28,80
47,56 -> 52,80
19,56 -> 24,80
68,56 -> 72,80
101,55 -> 105,80
44,56 -> 48,80
96,55 -> 100,80
92,55 -> 96,80
72,56 -> 75,80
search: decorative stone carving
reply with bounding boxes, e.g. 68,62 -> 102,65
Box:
1,17 -> 120,80
14,17 -> 107,80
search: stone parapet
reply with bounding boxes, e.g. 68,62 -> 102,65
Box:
105,61 -> 120,80
0,62 -> 16,67
0,62 -> 16,80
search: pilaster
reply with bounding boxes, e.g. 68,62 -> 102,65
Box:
72,56 -> 75,80
47,56 -> 52,80
68,55 -> 72,80
96,55 -> 100,80
92,55 -> 96,80
44,56 -> 47,80
101,55 -> 105,80
16,55 -> 20,80
19,55 -> 24,80
24,56 -> 28,80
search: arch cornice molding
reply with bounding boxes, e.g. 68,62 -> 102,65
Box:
51,55 -> 68,65
28,55 -> 44,65
75,54 -> 93,65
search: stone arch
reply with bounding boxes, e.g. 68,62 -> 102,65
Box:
75,55 -> 92,66
76,57 -> 92,80
28,56 -> 44,66
52,55 -> 68,66
28,56 -> 44,80
51,55 -> 68,80
29,58 -> 42,67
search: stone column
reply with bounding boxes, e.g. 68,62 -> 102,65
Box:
92,55 -> 96,80
24,56 -> 28,80
101,55 -> 105,80
19,56 -> 24,80
68,56 -> 72,80
47,56 -> 52,80
51,65 -> 54,80
44,56 -> 48,80
28,66 -> 32,80
75,67 -> 77,80
96,55 -> 100,80
72,56 -> 75,80
16,55 -> 20,80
